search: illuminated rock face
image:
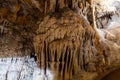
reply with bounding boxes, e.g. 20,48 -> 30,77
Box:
0,0 -> 120,80
0,57 -> 53,80
94,0 -> 120,28
34,9 -> 109,80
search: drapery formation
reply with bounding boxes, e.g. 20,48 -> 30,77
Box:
0,0 -> 94,26
34,9 -> 109,80
1,0 -> 120,80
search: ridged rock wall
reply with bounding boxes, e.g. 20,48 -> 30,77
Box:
0,0 -> 93,57
34,9 -> 109,80
1,0 -> 120,80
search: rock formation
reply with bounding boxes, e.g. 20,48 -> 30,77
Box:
33,8 -> 110,80
0,0 -> 120,80
0,57 -> 53,80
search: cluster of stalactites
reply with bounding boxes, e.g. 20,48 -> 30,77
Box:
34,9 -> 109,80
42,0 -> 95,28
0,0 -> 93,26
37,0 -> 92,14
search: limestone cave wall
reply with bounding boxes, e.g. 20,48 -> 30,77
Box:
33,8 -> 109,80
0,0 -> 120,80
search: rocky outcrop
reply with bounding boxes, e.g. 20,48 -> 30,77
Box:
0,0 -> 120,80
0,0 -> 93,58
33,8 -> 110,80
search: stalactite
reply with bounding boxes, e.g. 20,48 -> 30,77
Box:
1,0 -> 120,80
87,0 -> 97,29
44,0 -> 47,14
59,0 -> 62,9
55,62 -> 60,75
50,0 -> 56,12
34,8 -> 109,80
72,0 -> 76,9
0,24 -> 4,34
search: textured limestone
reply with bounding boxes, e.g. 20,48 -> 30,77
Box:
34,9 -> 109,80
0,25 -> 35,57
0,0 -> 120,80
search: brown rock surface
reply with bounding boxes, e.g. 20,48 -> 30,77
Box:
0,0 -> 120,80
34,8 -> 109,80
